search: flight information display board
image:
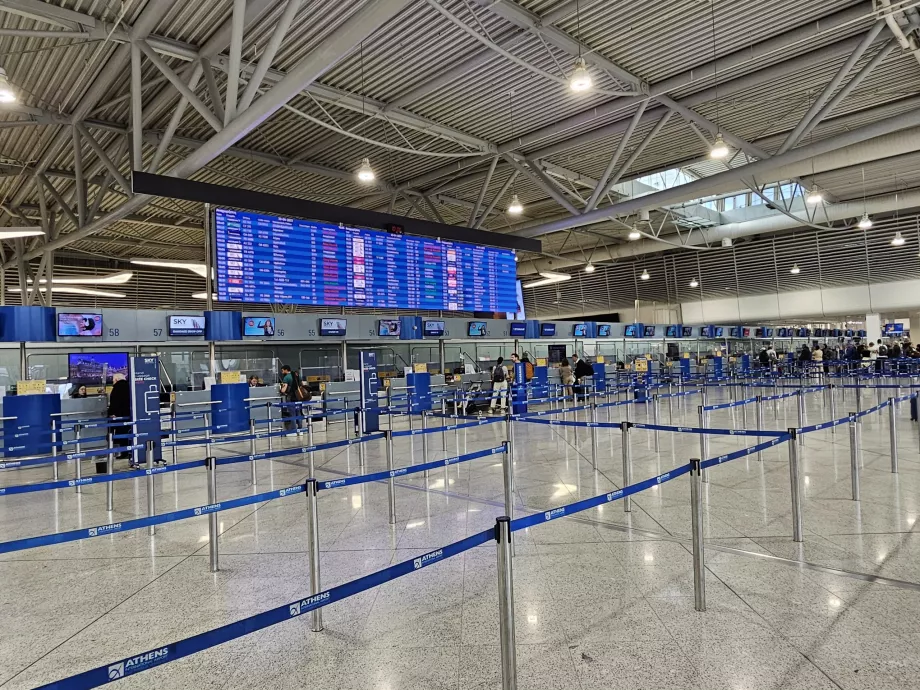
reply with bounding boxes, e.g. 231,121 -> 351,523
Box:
214,208 -> 518,311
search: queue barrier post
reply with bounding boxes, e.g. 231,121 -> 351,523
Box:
590,403 -> 598,470
441,398 -> 448,452
848,413 -> 861,502
697,406 -> 709,484
356,412 -> 366,469
73,423 -> 83,493
651,395 -> 660,452
146,440 -> 156,536
501,440 -> 514,525
876,384 -> 884,407
740,383 -> 748,428
265,404 -> 273,453
796,390 -> 805,446
888,398 -> 899,474
621,421 -> 632,513
170,408 -> 178,464
305,478 -> 323,633
207,456 -> 219,572
51,420 -> 59,481
756,395 -> 765,461
106,431 -> 115,512
495,516 -> 517,690
249,419 -> 258,485
422,411 -> 430,478
308,414 -> 316,476
788,429 -> 804,542
386,430 -> 397,525
829,384 -> 837,434
505,413 -> 515,475
689,458 -> 706,612
204,412 -> 212,446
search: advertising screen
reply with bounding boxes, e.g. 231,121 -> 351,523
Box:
573,324 -> 587,337
682,326 -> 693,337
624,325 -> 639,338
243,316 -> 275,336
58,313 -> 102,337
644,326 -> 656,337
598,325 -> 611,337
320,318 -> 347,336
764,328 -> 774,337
730,327 -> 741,338
509,322 -> 526,337
378,319 -> 401,337
665,325 -> 679,338
423,320 -> 444,337
714,327 -> 724,337
468,321 -> 487,337
215,208 -> 517,311
168,315 -> 205,337
68,352 -> 128,385
540,323 -> 556,337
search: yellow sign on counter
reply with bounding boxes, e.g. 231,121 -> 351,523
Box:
18,380 -> 46,395
413,362 -> 428,373
536,358 -> 547,367
595,355 -> 605,364
634,359 -> 648,372
218,371 -> 243,384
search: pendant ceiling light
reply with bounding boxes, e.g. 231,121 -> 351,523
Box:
640,269 -> 650,281
806,185 -> 823,205
0,68 -> 17,103
891,231 -> 905,246
356,156 -> 375,183
628,225 -> 641,240
584,262 -> 595,273
689,278 -> 699,288
858,213 -> 873,230
710,133 -> 729,159
507,193 -> 523,215
569,1 -> 592,93
790,263 -> 801,274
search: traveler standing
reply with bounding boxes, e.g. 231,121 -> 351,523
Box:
106,375 -> 132,470
573,354 -> 594,400
280,364 -> 305,434
490,357 -> 508,413
559,358 -> 575,400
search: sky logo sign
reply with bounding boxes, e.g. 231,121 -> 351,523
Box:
108,647 -> 169,679
413,549 -> 444,570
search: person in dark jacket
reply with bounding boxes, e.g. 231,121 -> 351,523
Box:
573,354 -> 594,399
107,377 -> 133,467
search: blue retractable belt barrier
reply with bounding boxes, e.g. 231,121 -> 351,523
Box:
0,484 -> 306,555
701,436 -> 790,469
244,432 -> 386,465
629,422 -> 789,437
0,459 -> 205,495
318,445 -> 505,490
797,417 -> 851,435
0,445 -> 144,470
510,464 -> 693,532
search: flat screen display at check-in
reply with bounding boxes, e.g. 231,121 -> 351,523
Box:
597,325 -> 611,336
423,320 -> 444,337
168,315 -> 205,336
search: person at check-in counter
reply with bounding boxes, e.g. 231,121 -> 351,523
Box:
104,374 -> 132,472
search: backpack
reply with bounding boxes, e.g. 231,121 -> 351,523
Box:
524,361 -> 534,381
492,365 -> 506,383
878,344 -> 888,356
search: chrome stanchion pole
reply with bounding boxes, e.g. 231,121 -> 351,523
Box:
505,413 -> 516,472
788,429 -> 804,542
305,478 -> 323,632
590,403 -> 598,470
689,458 -> 706,612
356,417 -> 365,469
888,398 -> 899,474
386,430 -> 397,525
207,456 -> 219,572
441,398 -> 448,452
772,380 -> 779,417
73,423 -> 83,493
170,411 -> 178,465
249,419 -> 258,485
421,411 -> 430,479
308,414 -> 315,475
51,420 -> 59,481
829,384 -> 837,434
651,394 -> 660,452
501,440 -> 513,521
849,413 -> 860,501
621,421 -> 632,512
495,516 -> 517,690
756,395 -> 765,461
106,431 -> 114,511
698,406 -> 709,483
796,389 -> 805,446
146,440 -> 156,536
387,385 -> 394,432
265,403 -> 273,452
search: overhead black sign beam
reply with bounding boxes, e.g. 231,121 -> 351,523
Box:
132,171 -> 542,254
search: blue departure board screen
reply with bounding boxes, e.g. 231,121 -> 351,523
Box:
214,208 -> 519,311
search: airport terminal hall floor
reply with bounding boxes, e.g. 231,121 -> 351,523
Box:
3,387 -> 920,690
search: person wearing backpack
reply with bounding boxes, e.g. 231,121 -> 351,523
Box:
280,364 -> 306,434
489,357 -> 508,413
522,354 -> 535,381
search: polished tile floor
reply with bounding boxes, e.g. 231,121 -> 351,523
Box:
2,386 -> 920,689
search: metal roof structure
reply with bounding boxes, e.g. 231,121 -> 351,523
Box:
0,0 -> 918,317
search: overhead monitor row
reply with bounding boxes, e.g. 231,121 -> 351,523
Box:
58,313 -> 207,338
